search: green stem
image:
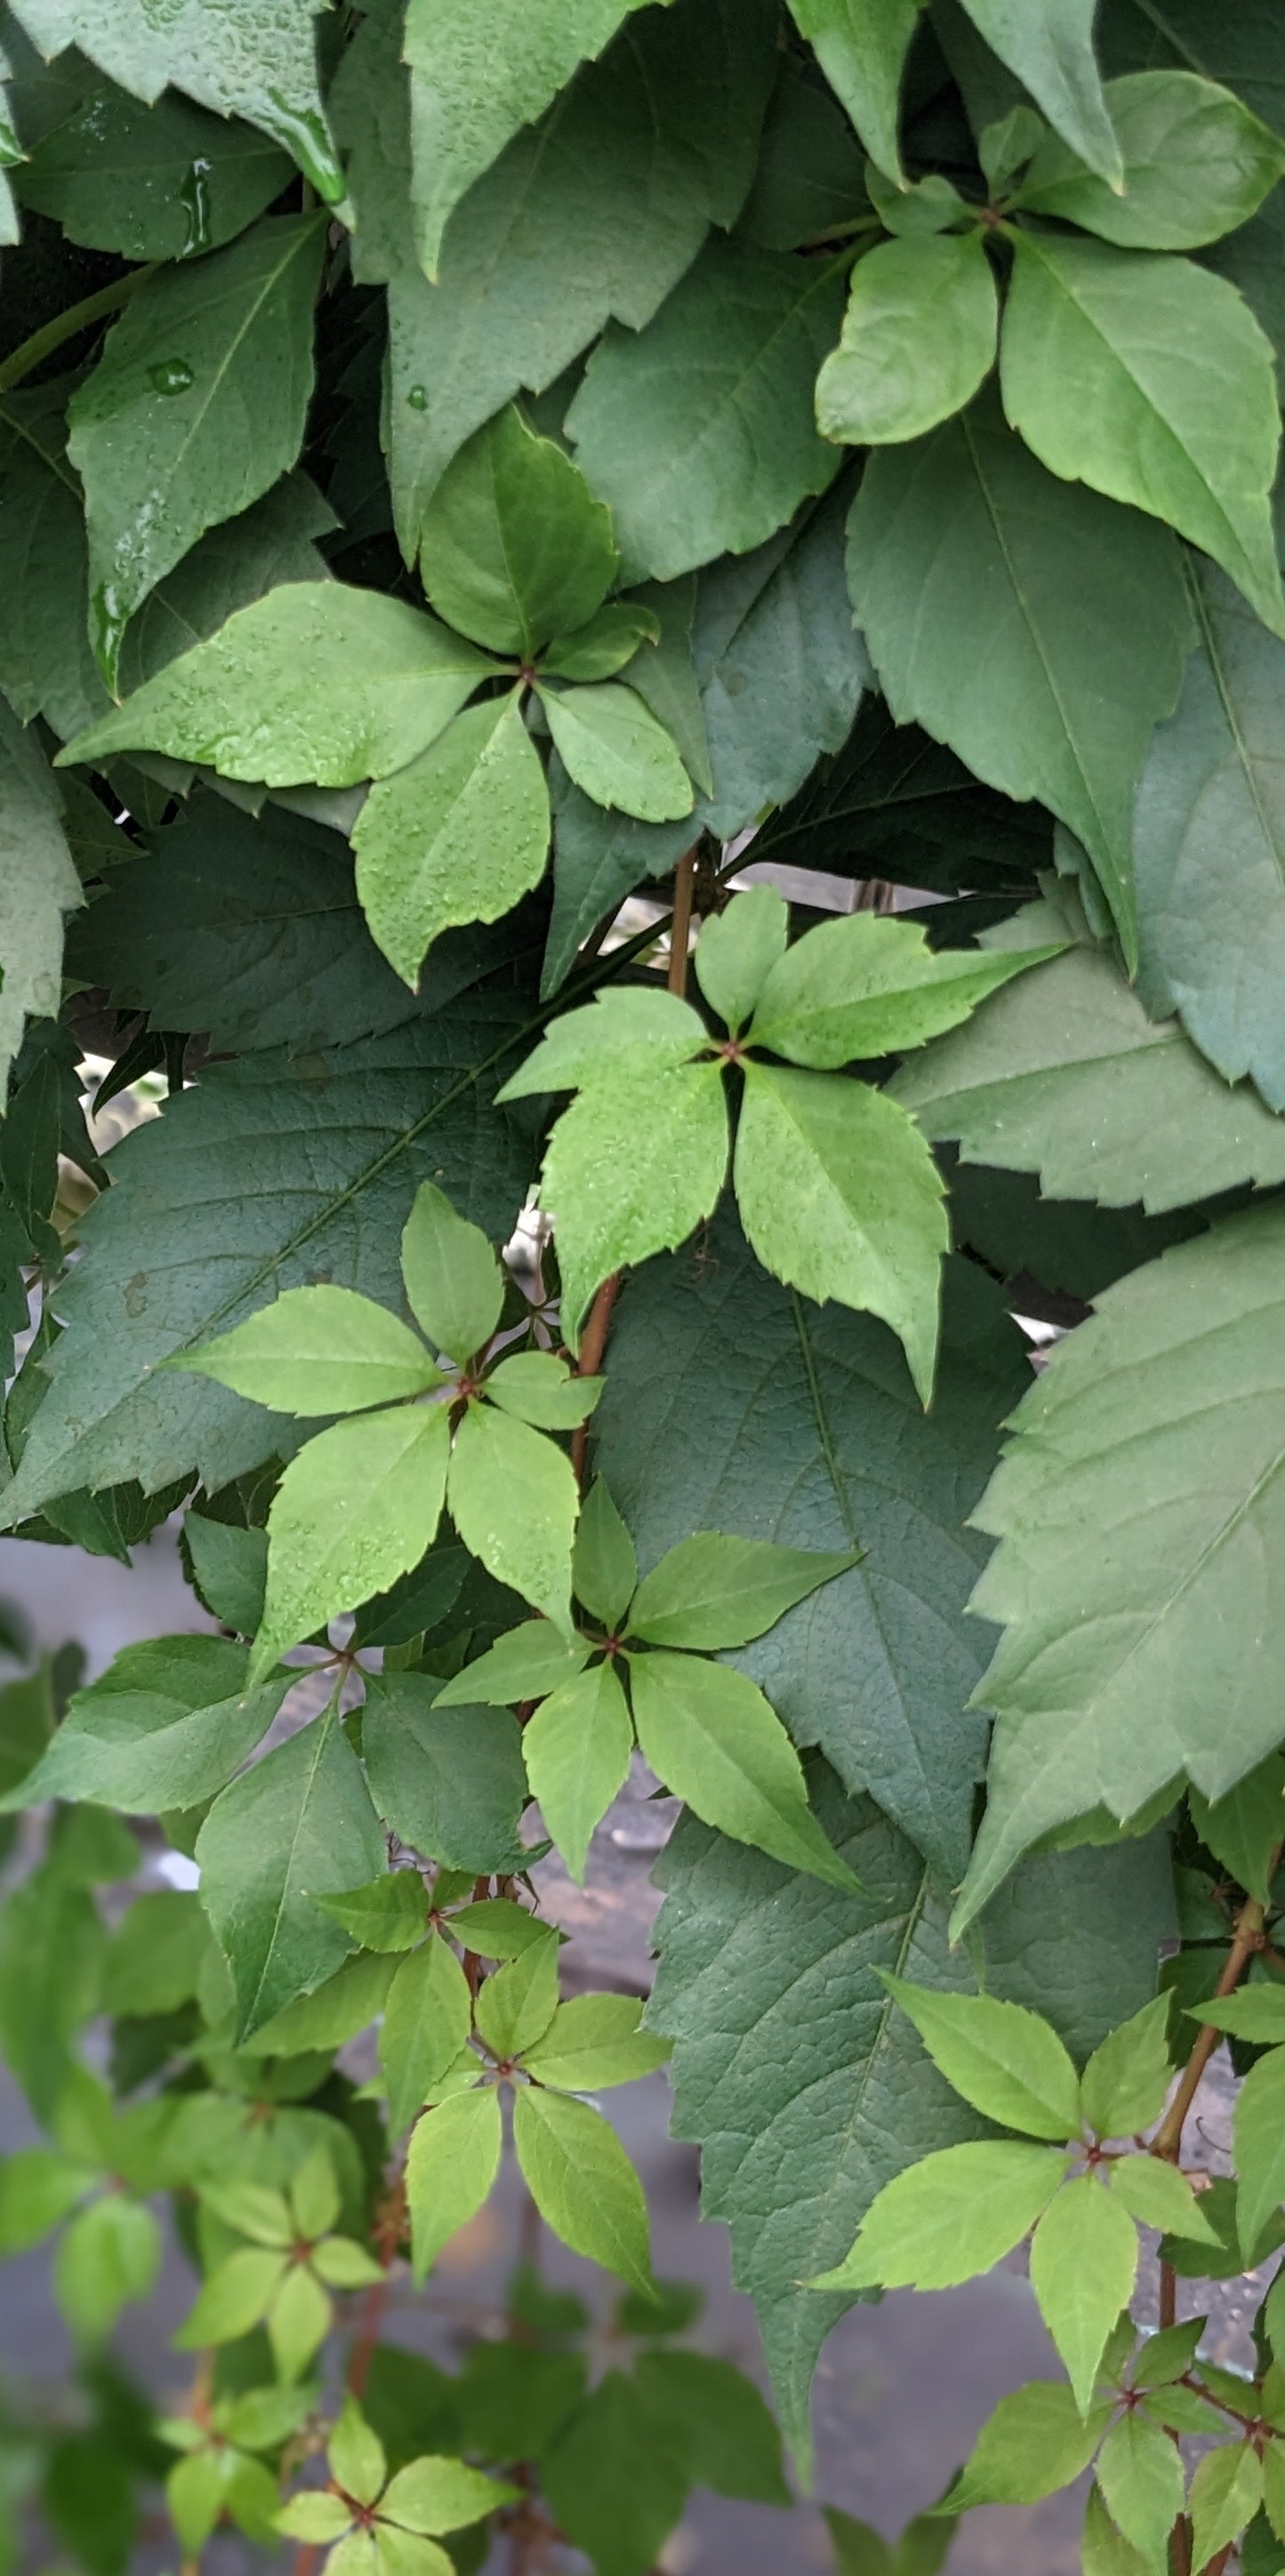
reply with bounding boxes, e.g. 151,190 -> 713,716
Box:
0,266 -> 155,394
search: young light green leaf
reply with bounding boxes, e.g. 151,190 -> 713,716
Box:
196,1708 -> 385,2040
311,1875 -> 429,1954
310,2238 -> 384,2292
173,2246 -> 287,2348
484,1352 -> 604,1431
1264,2449 -> 1285,2548
522,1662 -> 635,1884
1190,1755 -> 1285,1903
277,2493 -> 356,2544
1096,2411 -> 1185,2570
447,1402 -> 578,1635
511,2086 -> 654,2296
1080,1996 -> 1174,2139
1189,2445 -> 1265,2573
1002,229 -> 1285,635
498,983 -> 710,1098
68,213 -> 327,682
475,1932 -> 561,2060
380,2454 -> 517,2537
448,1898 -> 555,1960
629,1649 -> 859,1890
434,1623 -> 590,1709
810,2139 -> 1070,2291
1188,1991 -> 1285,2044
954,0 -> 1122,185
536,1059 -> 730,1345
417,405 -> 618,657
734,1063 -> 947,1407
354,694 -> 551,986
243,1951 -> 398,2059
880,1977 -> 1081,2139
748,911 -> 1064,1070
695,887 -> 789,1035
783,0 -> 925,182
54,2195 -> 160,2343
1234,2047 -> 1285,2256
267,2260 -> 332,2384
0,2149 -> 90,2257
1081,2484 -> 1152,2576
817,233 -> 998,446
1108,2156 -> 1219,2245
59,583 -> 494,787
177,1285 -> 441,1416
629,1533 -> 857,1650
539,684 -> 694,824
381,1935 -> 475,2137
540,601 -> 661,683
253,1405 -> 451,1676
573,1480 -> 638,1630
406,2087 -> 503,2283
330,2400 -> 387,2512
948,2379 -> 1106,2511
399,1181 -> 505,1369
1016,70 -> 1283,249
168,2451 -> 229,2556
1029,2177 -> 1138,2412
290,2147 -> 342,2244
521,1995 -> 672,2092
0,1635 -> 288,1816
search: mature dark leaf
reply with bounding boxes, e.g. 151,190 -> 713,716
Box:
595,1214 -> 1029,1879
362,1672 -> 528,1874
784,0 -> 925,182
19,81 -> 293,260
752,694 -> 1049,896
739,57 -> 868,251
0,697 -> 81,1092
542,769 -> 696,999
0,982 -> 539,1515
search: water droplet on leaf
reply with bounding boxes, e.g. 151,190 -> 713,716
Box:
149,357 -> 195,396
180,158 -> 213,257
406,384 -> 429,412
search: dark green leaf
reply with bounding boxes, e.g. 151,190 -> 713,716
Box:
19,81 -> 293,259
630,1532 -> 856,1649
362,1672 -> 528,1874
0,697 -> 81,1093
954,0 -> 1122,182
418,404 -> 618,657
0,1635 -> 289,1815
783,0 -> 925,181
1016,69 -> 1284,247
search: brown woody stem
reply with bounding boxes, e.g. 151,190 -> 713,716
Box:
668,847 -> 696,999
1152,1866 -> 1277,2163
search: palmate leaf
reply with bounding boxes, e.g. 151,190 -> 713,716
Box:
955,1201 -> 1285,1930
629,1649 -> 861,1890
418,404 -> 618,657
68,213 -> 327,683
353,694 -> 552,986
253,1406 -> 452,1677
539,684 -> 694,823
955,0 -> 1122,185
1015,70 -> 1285,250
521,1665 -> 633,1883
0,982 -> 538,1517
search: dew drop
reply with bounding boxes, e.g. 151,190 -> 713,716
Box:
180,157 -> 213,257
406,384 -> 429,412
149,356 -> 195,396
90,583 -> 129,696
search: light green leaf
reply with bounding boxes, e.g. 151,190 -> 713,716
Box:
1016,69 -> 1283,248
199,2179 -> 293,2247
817,232 -> 998,445
629,1533 -> 857,1650
811,2139 -> 1069,2290
311,1875 -> 429,1954
512,2085 -> 654,2296
1082,2484 -> 1152,2576
381,1936 -> 475,2138
573,1480 -> 638,1630
267,2259 -> 332,2383
400,1180 -> 505,1371
890,941 -> 1285,1213
734,1062 -> 947,1407
168,2451 -> 230,2555
500,983 -> 709,1097
0,1634 -> 288,1817
1080,1997 -> 1174,2139
630,1648 -> 859,1890
68,213 -> 326,682
54,2195 -> 160,2343
240,1952 -> 398,2059
310,2236 -> 384,2291
1029,2177 -> 1138,2411
354,693 -> 551,986
363,1673 -> 528,1876
955,0 -> 1121,184
7,0 -> 345,200
484,1352 -> 604,1432
847,395 -> 1193,966
375,2530 -> 454,2576
949,2379 -> 1106,2510
196,1707 -> 385,2041
253,1405 -> 451,1676
447,1402 -> 578,1634
1234,2047 -> 1285,2256
1002,228 -> 1285,633
178,1285 -> 441,1416
475,1932 -> 561,2061
1187,1991 -> 1285,2044
0,699 -> 82,1094
380,2455 -> 516,2538
173,2244 -> 287,2348
522,1662 -> 635,1884
535,1058 -> 729,1346
401,0 -> 671,278
291,2147 -> 341,2243
0,2148 -> 90,2255
879,1978 -> 1081,2139
448,1898 -> 555,1960
19,82 -> 293,262
406,2086 -> 504,2282
783,0 -> 925,181
522,1995 -> 672,2091
539,684 -> 694,824
60,582 -> 494,788
1096,2411 -> 1185,2570
566,237 -> 847,582
540,602 -> 661,683
747,911 -> 1063,1069
954,1204 -> 1285,1930
417,405 -> 618,657
695,887 -> 788,1035
1191,1755 -> 1285,1905
435,1623 -> 590,1709
1109,2156 -> 1219,2244
330,2401 -> 387,2512
1264,2450 -> 1285,2548
1189,2445 -> 1264,2573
